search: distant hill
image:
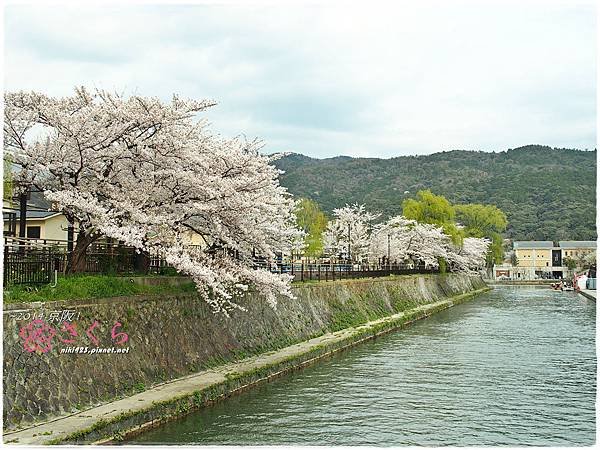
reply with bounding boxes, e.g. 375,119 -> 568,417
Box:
274,145 -> 597,241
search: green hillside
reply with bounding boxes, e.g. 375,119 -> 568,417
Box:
274,145 -> 597,241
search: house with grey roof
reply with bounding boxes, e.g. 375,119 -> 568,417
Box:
2,190 -> 70,241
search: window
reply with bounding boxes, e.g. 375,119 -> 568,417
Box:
26,226 -> 41,239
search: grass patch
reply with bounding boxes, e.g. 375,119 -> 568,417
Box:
3,275 -> 197,304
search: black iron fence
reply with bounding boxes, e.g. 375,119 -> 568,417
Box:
269,263 -> 438,282
3,236 -> 439,287
2,237 -> 171,285
3,247 -> 59,286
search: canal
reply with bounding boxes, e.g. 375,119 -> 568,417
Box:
129,286 -> 596,446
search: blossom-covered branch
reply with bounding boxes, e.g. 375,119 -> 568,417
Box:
4,87 -> 302,314
324,203 -> 380,263
369,215 -> 490,271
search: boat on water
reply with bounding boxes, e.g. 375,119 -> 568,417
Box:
550,281 -> 575,291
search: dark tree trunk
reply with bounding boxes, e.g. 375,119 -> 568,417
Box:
134,251 -> 151,274
67,230 -> 97,273
67,222 -> 74,253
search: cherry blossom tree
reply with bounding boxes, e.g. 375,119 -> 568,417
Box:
324,203 -> 379,263
4,87 -> 301,314
446,237 -> 491,272
583,250 -> 596,267
369,214 -> 489,272
369,216 -> 449,267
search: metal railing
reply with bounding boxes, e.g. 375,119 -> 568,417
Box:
2,236 -> 439,286
3,247 -> 59,286
2,237 -> 170,284
255,262 -> 439,282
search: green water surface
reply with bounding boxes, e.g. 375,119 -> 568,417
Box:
129,286 -> 596,446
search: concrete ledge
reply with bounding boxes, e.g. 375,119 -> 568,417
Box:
1,273 -> 452,312
578,290 -> 596,301
129,276 -> 192,287
2,286 -> 490,445
491,280 -> 556,285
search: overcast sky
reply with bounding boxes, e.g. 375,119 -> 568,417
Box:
4,0 -> 597,158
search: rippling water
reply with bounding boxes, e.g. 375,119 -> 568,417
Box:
130,287 -> 596,446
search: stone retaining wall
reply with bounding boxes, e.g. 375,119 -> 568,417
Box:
3,273 -> 486,429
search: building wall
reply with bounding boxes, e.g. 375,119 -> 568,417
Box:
5,215 -> 206,248
515,248 -> 552,269
3,215 -> 71,241
562,247 -> 595,260
183,229 -> 207,247
40,215 -> 70,241
3,219 -> 44,239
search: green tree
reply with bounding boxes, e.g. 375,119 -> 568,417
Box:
294,198 -> 328,257
402,190 -> 509,266
486,233 -> 504,267
402,189 -> 462,244
402,189 -> 455,225
563,256 -> 577,270
455,204 -> 508,237
456,204 -> 508,266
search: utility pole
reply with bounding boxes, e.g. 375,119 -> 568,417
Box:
18,188 -> 28,254
347,223 -> 351,264
387,233 -> 391,268
66,218 -> 74,272
18,190 -> 27,239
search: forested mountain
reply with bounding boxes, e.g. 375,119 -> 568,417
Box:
274,145 -> 597,241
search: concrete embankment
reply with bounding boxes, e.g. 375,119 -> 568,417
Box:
490,280 -> 556,286
3,274 -> 488,444
578,289 -> 597,301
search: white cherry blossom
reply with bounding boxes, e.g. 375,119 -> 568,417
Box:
324,203 -> 379,262
4,87 -> 302,314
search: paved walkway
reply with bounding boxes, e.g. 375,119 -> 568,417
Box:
3,298 -> 464,445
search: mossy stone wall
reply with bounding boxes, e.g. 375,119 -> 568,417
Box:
2,274 -> 485,429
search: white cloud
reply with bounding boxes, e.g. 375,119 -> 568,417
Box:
4,0 -> 596,157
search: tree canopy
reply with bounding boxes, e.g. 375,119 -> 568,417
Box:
455,204 -> 508,237
400,190 -> 506,266
402,189 -> 462,245
455,203 -> 507,266
4,87 -> 301,313
324,203 -> 379,262
402,189 -> 455,225
319,203 -> 491,273
275,146 -> 596,241
294,198 -> 328,257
